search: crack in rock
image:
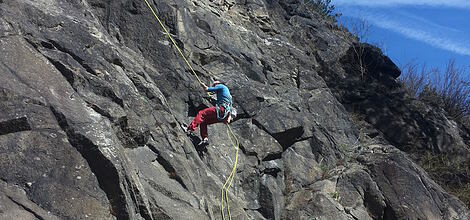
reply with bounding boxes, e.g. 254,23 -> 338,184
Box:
50,106 -> 129,219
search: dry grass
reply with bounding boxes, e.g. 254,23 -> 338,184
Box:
420,151 -> 470,207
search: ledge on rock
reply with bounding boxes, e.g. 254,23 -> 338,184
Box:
252,104 -> 304,149
0,116 -> 31,135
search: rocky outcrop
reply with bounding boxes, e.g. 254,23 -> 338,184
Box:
0,0 -> 468,219
325,43 -> 470,157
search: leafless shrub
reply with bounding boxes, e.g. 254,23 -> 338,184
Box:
433,60 -> 470,119
400,59 -> 470,121
347,17 -> 371,43
340,17 -> 371,77
400,61 -> 431,96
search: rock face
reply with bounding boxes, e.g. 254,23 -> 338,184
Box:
0,0 -> 468,219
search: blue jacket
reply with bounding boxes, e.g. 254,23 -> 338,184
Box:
207,84 -> 232,105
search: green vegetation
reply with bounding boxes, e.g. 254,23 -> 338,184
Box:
320,163 -> 332,180
306,0 -> 341,20
330,191 -> 340,201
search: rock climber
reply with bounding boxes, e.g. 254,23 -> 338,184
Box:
183,80 -> 236,145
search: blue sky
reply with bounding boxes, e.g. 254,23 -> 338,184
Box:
332,0 -> 470,77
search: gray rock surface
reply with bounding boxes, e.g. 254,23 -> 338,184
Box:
0,0 -> 469,219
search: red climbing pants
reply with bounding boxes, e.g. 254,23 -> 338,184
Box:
188,106 -> 225,139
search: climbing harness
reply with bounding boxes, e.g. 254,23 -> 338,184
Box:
217,101 -> 238,124
142,1 -> 240,219
216,99 -> 232,121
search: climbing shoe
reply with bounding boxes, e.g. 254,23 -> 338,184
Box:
181,124 -> 194,135
198,137 -> 209,146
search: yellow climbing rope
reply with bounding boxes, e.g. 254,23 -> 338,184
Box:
221,125 -> 239,220
142,1 -> 240,219
143,0 -> 203,85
